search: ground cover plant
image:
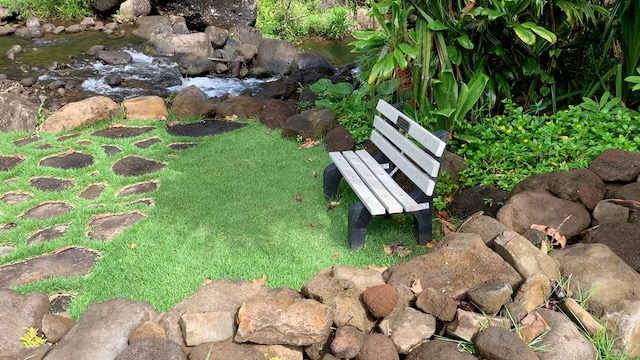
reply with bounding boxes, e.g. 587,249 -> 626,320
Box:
0,119 -> 432,318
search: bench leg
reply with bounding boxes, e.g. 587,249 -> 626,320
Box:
323,163 -> 343,199
348,201 -> 373,250
410,188 -> 434,245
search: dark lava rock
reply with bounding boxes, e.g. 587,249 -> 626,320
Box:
20,202 -> 74,220
26,224 -> 70,245
589,149 -> 640,182
112,156 -> 166,177
30,177 -> 75,192
215,95 -> 264,120
168,143 -> 198,151
40,152 -> 94,169
36,143 -> 54,150
583,222 -> 640,272
134,137 -> 162,149
616,182 -> 640,201
259,99 -> 298,129
414,287 -> 457,322
450,185 -> 509,218
102,145 -> 122,156
166,120 -> 247,137
473,326 -> 537,360
78,183 -> 107,200
0,155 -> 24,171
362,284 -> 398,318
358,333 -> 399,360
510,172 -> 557,197
281,107 -> 338,139
548,169 -> 605,210
87,212 -> 145,241
92,126 -> 155,139
331,326 -> 365,359
324,126 -> 355,152
171,85 -> 216,118
405,339 -> 478,359
106,73 -> 123,86
14,136 -> 41,147
115,338 -> 186,360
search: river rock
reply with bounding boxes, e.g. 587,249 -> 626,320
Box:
281,107 -> 338,139
259,99 -> 298,129
389,307 -> 436,354
90,0 -> 122,13
467,280 -> 513,315
457,214 -> 510,248
0,93 -> 39,133
152,0 -> 258,30
20,77 -> 37,87
171,85 -> 216,118
15,26 -> 45,39
80,17 -> 95,28
513,273 -> 552,313
235,43 -> 258,62
52,25 -> 65,34
324,126 -> 355,152
592,200 -> 630,224
474,326 -> 538,360
180,311 -> 234,346
215,95 -> 264,120
616,182 -> 640,201
106,73 -> 123,86
548,169 -> 605,210
447,309 -> 511,341
358,333 -> 399,360
178,57 -> 215,76
331,326 -> 364,359
132,16 -> 173,41
494,231 -> 559,280
384,233 -> 522,299
115,338 -> 186,360
536,308 -> 596,360
205,25 -> 229,48
405,339 -> 478,360
0,24 -> 16,35
65,24 -> 83,33
122,95 -> 169,120
582,222 -> 640,272
589,148 -> 640,182
0,290 -> 49,357
257,38 -> 298,75
39,96 -> 122,133
119,0 -> 151,21
497,189 -> 591,238
42,313 -> 76,343
414,287 -> 457,321
297,52 -> 335,75
95,50 -> 133,65
170,32 -> 213,59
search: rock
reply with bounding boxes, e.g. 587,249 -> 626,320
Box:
616,182 -> 640,201
0,25 -> 16,36
235,43 -> 258,61
330,326 -> 365,359
257,38 -> 298,75
20,77 -> 37,87
496,190 -> 591,238
90,0 -> 122,13
494,231 -> 559,280
178,57 -> 215,76
170,33 -> 213,59
115,338 -> 186,360
362,284 -> 398,318
95,50 -> 133,65
128,320 -> 166,344
253,344 -> 303,360
152,0 -> 258,30
446,309 -> 511,341
547,169 -> 605,210
457,214 -> 510,248
389,307 -> 436,354
414,288 -> 457,322
41,313 -> 76,343
441,151 -> 465,185
536,308 -> 597,360
18,344 -> 51,359
158,311 -> 188,350
513,273 -> 552,313
48,80 -> 66,90
229,25 -> 264,46
282,107 -> 338,139
297,52 -> 335,75
122,96 -> 169,120
384,233 -> 522,299
589,149 -> 640,182
0,94 -> 39,133
473,326 -> 538,360
592,200 -> 630,224
558,298 -> 603,337
467,280 -> 513,315
80,17 -> 95,28
132,16 -> 173,41
180,312 -> 233,346
450,185 -> 509,218
106,73 -> 123,86
302,266 -> 384,333
510,172 -> 557,196
0,290 -> 49,357
43,23 -> 56,33
205,25 -> 229,48
6,44 -> 22,56
188,340 -> 263,360
358,333 -> 399,360
39,96 -> 121,133
324,126 -> 355,152
171,85 -> 216,118
215,95 -> 264,119
235,297 -> 333,346
582,222 -> 640,272
65,24 -> 83,33
405,339 -> 478,359
259,99 -> 298,129
119,0 -> 151,20
52,25 -> 65,34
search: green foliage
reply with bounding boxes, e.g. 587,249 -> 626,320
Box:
0,0 -> 91,19
19,327 -> 47,348
626,67 -> 640,93
454,100 -> 640,190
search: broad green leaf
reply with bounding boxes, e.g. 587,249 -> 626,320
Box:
381,53 -> 396,80
521,22 -> 557,44
522,58 -> 541,77
481,9 -> 506,20
454,133 -> 481,143
432,108 -> 456,117
398,42 -> 418,59
427,20 -> 449,31
433,70 -> 458,110
368,59 -> 386,84
448,45 -> 462,65
326,82 -> 354,96
377,79 -> 400,96
394,48 -> 408,69
309,79 -> 331,93
456,34 -> 474,50
488,45 -> 506,57
454,73 -> 489,127
513,24 -> 536,45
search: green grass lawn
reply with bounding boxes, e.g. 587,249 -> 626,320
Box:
1,120 -> 430,318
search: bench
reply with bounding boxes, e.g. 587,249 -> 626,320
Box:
323,99 -> 448,250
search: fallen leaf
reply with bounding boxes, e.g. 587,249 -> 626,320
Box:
294,194 -> 302,203
365,265 -> 388,273
331,252 -> 340,261
15,154 -> 26,160
253,274 -> 267,286
327,201 -> 340,210
307,223 -> 315,229
398,247 -> 413,258
426,240 -> 436,249
51,246 -> 76,254
60,149 -> 76,155
297,138 -> 321,149
166,121 -> 178,128
201,278 -> 212,286
560,135 -> 569,140
225,114 -> 238,121
312,171 -> 317,177
130,243 -> 137,250
110,123 -> 126,128
411,279 -> 423,294
540,239 -> 548,254
264,130 -> 271,135
304,158 -> 314,162
383,244 -> 392,256
519,312 -> 549,344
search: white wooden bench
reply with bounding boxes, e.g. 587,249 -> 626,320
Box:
323,99 -> 448,250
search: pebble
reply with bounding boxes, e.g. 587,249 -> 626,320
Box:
19,77 -> 37,87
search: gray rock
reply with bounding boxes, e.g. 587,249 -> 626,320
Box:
42,23 -> 56,33
178,57 -> 215,76
447,309 -> 511,341
0,290 -> 49,357
90,0 -> 121,13
536,308 -> 596,360
235,43 -> 258,61
106,74 -> 123,86
592,200 -> 630,225
384,233 -> 522,299
6,44 -> 22,56
229,25 -> 264,46
473,326 -> 538,360
205,25 -> 229,48
48,80 -> 66,90
132,16 -> 173,41
20,77 -> 37,87
457,214 -> 510,248
467,280 -> 513,315
494,231 -> 559,280
358,333 -> 399,360
616,182 -> 640,201
41,313 -> 76,343
95,50 -> 133,65
589,149 -> 640,182
414,287 -> 457,321
389,307 -> 436,354
510,172 -> 557,196
128,320 -> 165,344
65,24 -> 82,33
257,38 -> 298,75
0,25 -> 16,35
330,326 -> 365,359
152,0 -> 258,30
548,169 -> 605,210
87,45 -> 105,55
115,338 -> 186,360
170,32 -> 213,59
0,94 -> 39,133
405,339 -> 478,359
497,190 -> 591,238
43,298 -> 157,360
180,312 -> 233,346
513,273 -> 552,313
80,17 -> 95,28
119,0 -> 151,20
282,107 -> 338,139
583,222 -> 640,272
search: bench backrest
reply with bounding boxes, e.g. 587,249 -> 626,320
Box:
370,100 -> 447,197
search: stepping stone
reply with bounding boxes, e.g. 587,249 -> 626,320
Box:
57,133 -> 80,141
1,191 -> 33,205
78,183 -> 107,200
116,181 -> 158,197
77,139 -> 92,145
92,126 -> 155,139
129,198 -> 154,206
166,120 -> 247,137
134,137 -> 162,149
88,212 -> 145,241
26,223 -> 70,245
102,145 -> 122,156
0,155 -> 24,171
14,136 -> 41,147
0,245 -> 15,257
30,177 -> 75,192
112,156 -> 166,177
0,223 -> 17,233
49,293 -> 74,314
36,143 -> 53,150
0,247 -> 100,288
21,202 -> 74,220
168,142 -> 198,150
40,151 -> 94,169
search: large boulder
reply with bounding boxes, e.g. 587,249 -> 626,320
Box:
257,38 -> 298,75
151,0 -> 258,31
215,95 -> 264,120
259,99 -> 298,129
547,169 -> 605,210
39,96 -> 122,133
122,96 -> 169,120
0,290 -> 49,357
119,0 -> 151,21
170,32 -> 213,59
589,149 -> 640,182
132,16 -> 173,41
536,308 -> 597,360
583,222 -> 640,272
297,52 -> 335,75
90,0 -> 122,14
171,85 -> 216,118
450,185 -> 509,219
95,50 -> 133,65
281,107 -> 338,139
0,93 -> 39,133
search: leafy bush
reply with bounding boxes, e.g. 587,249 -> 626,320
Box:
0,0 -> 90,19
453,99 -> 640,190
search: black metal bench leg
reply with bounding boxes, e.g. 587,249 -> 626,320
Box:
348,201 -> 373,250
323,163 -> 343,199
412,206 -> 434,245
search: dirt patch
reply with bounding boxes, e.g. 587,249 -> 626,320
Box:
0,155 -> 24,171
92,126 -> 155,139
30,177 -> 75,192
116,181 -> 158,197
21,201 -> 74,220
49,293 -> 75,314
26,223 -> 71,245
166,120 -> 247,137
40,151 -> 94,169
36,143 -> 54,150
87,212 -> 145,241
112,156 -> 166,177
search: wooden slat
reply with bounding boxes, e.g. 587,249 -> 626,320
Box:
373,116 -> 441,177
329,152 -> 386,215
342,151 -> 403,214
376,100 -> 446,157
370,130 -> 436,196
355,150 -> 425,212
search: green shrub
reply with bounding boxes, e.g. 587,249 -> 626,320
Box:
0,0 -> 90,19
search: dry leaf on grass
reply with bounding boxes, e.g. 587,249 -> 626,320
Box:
110,123 -> 126,128
252,274 -> 267,286
411,279 -> 423,294
530,223 -> 567,249
327,201 -> 340,210
60,149 -> 77,155
540,239 -> 548,254
130,243 -> 137,250
51,246 -> 76,254
312,171 -> 317,177
166,121 -> 178,128
426,240 -> 436,249
304,158 -> 314,163
605,198 -> 640,210
297,138 -> 320,149
307,223 -> 315,229
331,252 -> 340,261
201,278 -> 212,286
15,154 -> 26,160
294,194 -> 302,203
398,247 -> 412,258
225,114 -> 238,121
365,265 -> 387,273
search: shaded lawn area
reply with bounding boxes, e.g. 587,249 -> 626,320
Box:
10,122 -> 427,318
